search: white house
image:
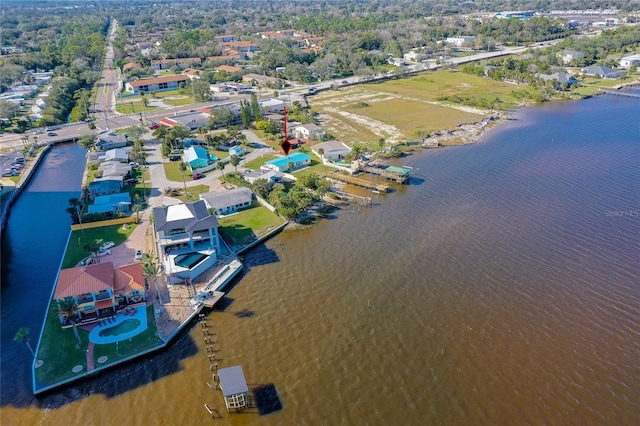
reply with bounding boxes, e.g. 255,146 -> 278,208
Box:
293,123 -> 325,140
258,98 -> 285,113
445,36 -> 476,48
199,187 -> 254,216
152,201 -> 221,283
560,50 -> 584,65
100,148 -> 129,163
404,51 -> 427,62
311,140 -> 351,162
619,54 -> 640,69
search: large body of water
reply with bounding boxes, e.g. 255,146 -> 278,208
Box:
1,93 -> 639,425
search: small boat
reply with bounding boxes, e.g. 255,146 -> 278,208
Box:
371,189 -> 380,194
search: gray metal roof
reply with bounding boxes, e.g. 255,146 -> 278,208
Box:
218,366 -> 249,397
153,200 -> 220,233
199,187 -> 253,211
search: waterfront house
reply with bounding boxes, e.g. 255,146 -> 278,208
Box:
98,162 -> 132,180
125,75 -> 190,95
536,72 -> 579,90
264,152 -> 312,172
96,131 -> 129,151
152,201 -> 221,283
218,366 -> 250,412
87,179 -> 123,200
293,123 -> 325,141
199,187 -> 254,216
183,146 -> 212,170
580,65 -> 626,79
88,193 -> 131,216
54,262 -> 146,327
100,148 -> 129,163
312,140 -> 351,161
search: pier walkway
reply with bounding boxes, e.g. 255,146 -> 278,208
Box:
599,89 -> 640,99
328,172 -> 389,192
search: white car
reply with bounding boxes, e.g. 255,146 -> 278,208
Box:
100,241 -> 115,251
97,249 -> 110,257
134,250 -> 143,260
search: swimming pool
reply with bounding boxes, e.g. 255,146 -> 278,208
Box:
89,306 -> 148,344
174,252 -> 207,269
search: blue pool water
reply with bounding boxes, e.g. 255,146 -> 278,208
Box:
89,306 -> 147,344
174,252 -> 207,269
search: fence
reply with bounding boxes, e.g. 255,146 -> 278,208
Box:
70,216 -> 136,231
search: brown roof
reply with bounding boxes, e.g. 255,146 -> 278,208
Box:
55,262 -> 114,299
95,299 -> 113,309
54,262 -> 145,299
114,263 -> 145,294
216,65 -> 241,73
128,75 -> 189,87
123,62 -> 142,70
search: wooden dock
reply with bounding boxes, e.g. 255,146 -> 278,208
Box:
363,165 -> 412,183
599,89 -> 640,99
328,172 -> 389,192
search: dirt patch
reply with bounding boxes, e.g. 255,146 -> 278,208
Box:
324,107 -> 404,143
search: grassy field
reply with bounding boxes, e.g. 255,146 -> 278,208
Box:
310,69 -> 536,145
218,201 -> 286,248
164,97 -> 195,106
163,161 -> 191,182
62,224 -> 137,269
115,101 -> 158,114
292,159 -> 337,178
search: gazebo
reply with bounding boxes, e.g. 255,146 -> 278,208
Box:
218,366 -> 249,412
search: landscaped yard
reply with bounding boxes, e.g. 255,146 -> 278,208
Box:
218,201 -> 286,249
292,159 -> 337,178
115,100 -> 158,114
35,302 -> 162,387
163,161 -> 191,182
61,223 -> 137,269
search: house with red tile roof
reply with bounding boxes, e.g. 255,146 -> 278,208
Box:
151,57 -> 202,70
54,262 -> 146,327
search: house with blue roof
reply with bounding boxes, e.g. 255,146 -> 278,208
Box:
88,193 -> 131,216
264,152 -> 312,172
228,146 -> 245,157
183,146 -> 212,170
87,179 -> 123,200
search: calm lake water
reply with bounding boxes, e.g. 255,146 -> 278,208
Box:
1,93 -> 639,425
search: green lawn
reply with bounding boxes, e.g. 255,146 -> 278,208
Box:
115,101 -> 158,114
62,223 -> 137,269
124,167 -> 151,199
163,161 -> 190,182
293,159 -> 337,178
164,97 -> 195,106
175,184 -> 210,202
243,154 -> 279,170
218,201 -> 286,248
35,302 -> 162,387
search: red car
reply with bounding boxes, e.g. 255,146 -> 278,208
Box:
148,122 -> 160,130
192,172 -> 204,180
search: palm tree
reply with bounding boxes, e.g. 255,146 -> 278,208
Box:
229,154 -> 240,172
13,327 -> 35,358
141,254 -> 163,304
217,161 -> 226,180
179,161 -> 188,196
57,297 -> 82,347
132,204 -> 142,223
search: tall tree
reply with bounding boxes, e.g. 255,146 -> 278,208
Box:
57,297 -> 82,348
179,161 -> 188,195
229,154 -> 240,172
250,93 -> 262,121
13,327 -> 35,358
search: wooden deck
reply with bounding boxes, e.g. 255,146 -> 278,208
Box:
328,172 -> 389,192
363,165 -> 411,183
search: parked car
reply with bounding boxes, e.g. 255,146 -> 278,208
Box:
134,250 -> 143,260
97,249 -> 111,257
100,241 -> 115,251
47,132 -> 57,136
3,170 -> 17,177
129,162 -> 139,167
14,157 -> 25,163
148,122 -> 160,130
192,172 -> 204,180
80,256 -> 94,266
33,130 -> 43,135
